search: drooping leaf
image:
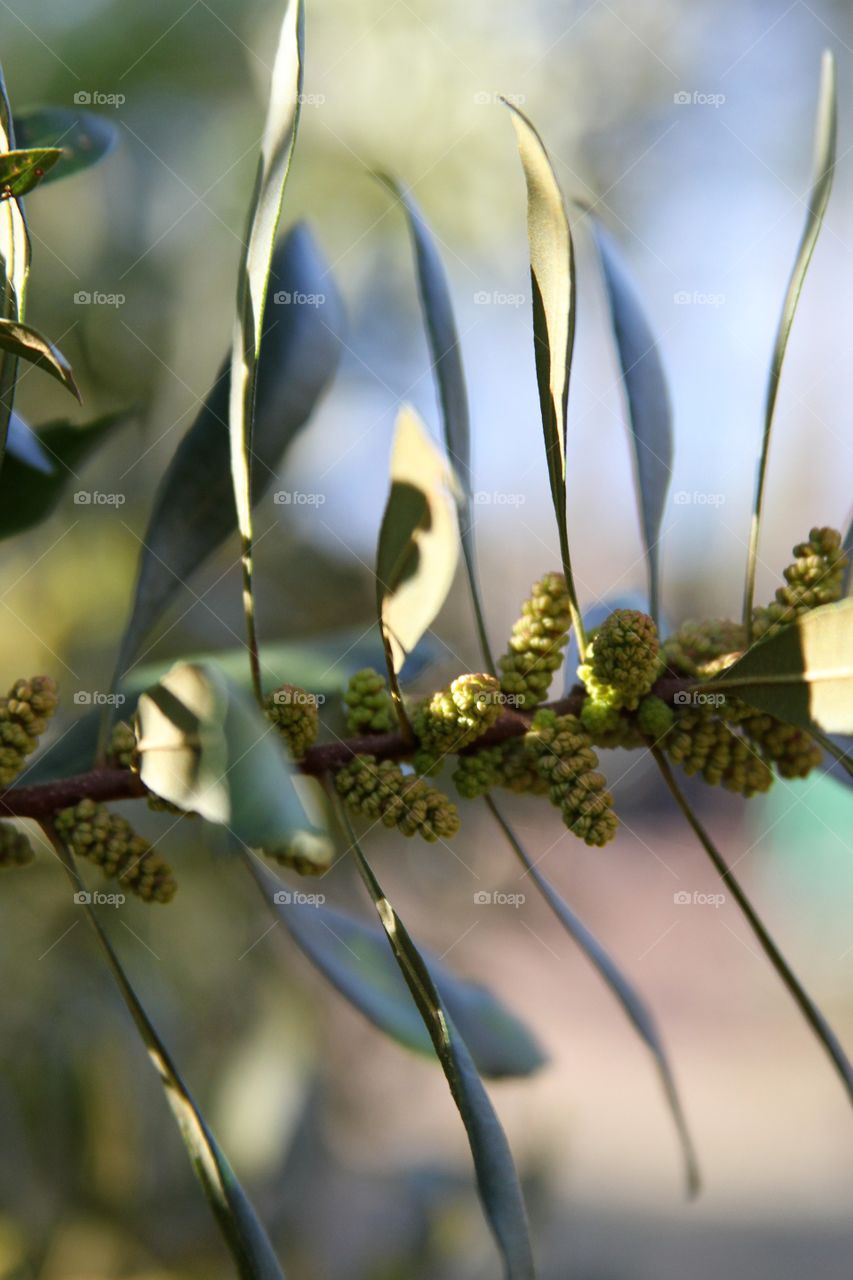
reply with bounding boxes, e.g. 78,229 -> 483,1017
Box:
0,411 -> 126,538
135,660 -> 332,857
586,217 -> 673,623
712,599 -> 853,735
504,100 -> 584,651
0,68 -> 29,464
5,410 -> 51,471
0,317 -> 80,400
0,147 -> 62,197
380,175 -> 494,672
125,629 -> 438,705
486,797 -> 699,1196
250,858 -> 544,1079
653,748 -> 853,1106
743,51 -> 836,634
45,824 -> 287,1280
111,223 -> 344,687
13,106 -> 118,184
228,0 -> 304,699
376,404 -> 459,686
342,810 -> 535,1278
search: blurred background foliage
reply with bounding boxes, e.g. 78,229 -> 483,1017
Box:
0,0 -> 852,1276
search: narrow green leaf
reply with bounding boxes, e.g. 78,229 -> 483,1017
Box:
341,807 -> 535,1278
13,106 -> 118,184
504,101 -> 585,656
249,857 -> 545,1079
43,822 -> 287,1279
0,66 -> 30,465
712,599 -> 853,735
0,411 -> 126,538
380,175 -> 494,673
135,660 -> 332,857
486,797 -> 699,1197
229,0 -> 304,701
0,147 -> 62,197
653,749 -> 853,1106
743,51 -> 836,637
585,217 -> 673,624
111,224 -> 343,688
0,317 -> 80,400
376,404 -> 459,718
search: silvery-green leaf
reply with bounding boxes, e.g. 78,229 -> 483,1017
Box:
135,660 -> 331,857
743,51 -> 836,632
112,223 -> 343,686
587,218 -> 672,622
0,317 -> 80,400
47,827 -> 287,1279
376,404 -> 459,677
13,106 -> 118,184
712,599 -> 853,735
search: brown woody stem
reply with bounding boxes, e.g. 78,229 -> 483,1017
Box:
0,675 -> 693,819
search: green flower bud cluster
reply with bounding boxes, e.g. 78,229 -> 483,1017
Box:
662,618 -> 746,679
264,684 -> 320,759
414,673 -> 503,760
108,720 -> 137,769
636,694 -> 675,741
665,709 -> 772,797
0,821 -> 34,868
524,710 -> 618,847
579,609 -> 662,719
753,527 -> 848,640
344,668 -> 395,735
452,736 -> 551,800
0,675 -> 58,786
335,754 -> 460,842
55,799 -> 177,903
721,701 -> 822,781
498,572 -> 572,709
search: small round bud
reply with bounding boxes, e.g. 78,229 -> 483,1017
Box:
414,673 -> 502,758
0,821 -> 34,868
264,685 -> 320,759
580,609 -> 661,709
109,721 -> 137,770
343,668 -> 395,735
636,695 -> 675,740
